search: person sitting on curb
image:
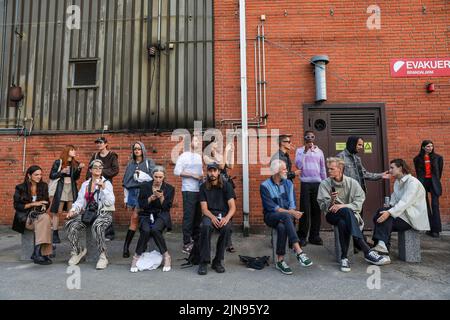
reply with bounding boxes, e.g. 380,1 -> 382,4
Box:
260,159 -> 313,275
197,163 -> 236,275
65,160 -> 115,270
317,157 -> 390,273
371,159 -> 430,255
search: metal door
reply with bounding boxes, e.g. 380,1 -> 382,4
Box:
304,104 -> 389,229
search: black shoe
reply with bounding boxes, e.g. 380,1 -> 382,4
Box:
43,256 -> 53,265
123,230 -> 135,258
212,261 -> 225,273
299,238 -> 307,247
308,237 -> 323,246
32,245 -> 51,265
198,263 -> 208,275
52,230 -> 61,244
426,231 -> 440,238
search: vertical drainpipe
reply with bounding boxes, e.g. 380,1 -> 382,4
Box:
0,0 -> 9,106
239,0 -> 250,236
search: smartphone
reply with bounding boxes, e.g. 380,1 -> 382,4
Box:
331,187 -> 336,193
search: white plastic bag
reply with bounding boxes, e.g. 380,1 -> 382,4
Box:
136,251 -> 163,271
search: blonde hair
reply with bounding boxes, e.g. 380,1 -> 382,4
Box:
326,157 -> 345,169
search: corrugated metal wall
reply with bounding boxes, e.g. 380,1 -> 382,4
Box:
0,0 -> 214,132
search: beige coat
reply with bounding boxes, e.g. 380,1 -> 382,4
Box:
317,175 -> 366,228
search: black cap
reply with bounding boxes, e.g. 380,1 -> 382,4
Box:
95,137 -> 108,144
207,162 -> 220,170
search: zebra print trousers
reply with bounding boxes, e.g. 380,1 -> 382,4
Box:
65,211 -> 113,255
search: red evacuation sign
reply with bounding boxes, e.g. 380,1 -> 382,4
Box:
390,58 -> 450,77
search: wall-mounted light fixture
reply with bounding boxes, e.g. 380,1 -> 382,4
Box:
426,83 -> 435,93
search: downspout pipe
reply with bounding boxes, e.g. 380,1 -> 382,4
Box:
239,0 -> 250,236
0,0 -> 9,106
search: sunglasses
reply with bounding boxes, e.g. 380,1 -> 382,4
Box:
134,148 -> 142,151
305,135 -> 315,140
282,140 -> 291,143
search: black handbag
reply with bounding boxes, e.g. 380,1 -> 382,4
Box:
81,185 -> 100,226
12,211 -> 29,234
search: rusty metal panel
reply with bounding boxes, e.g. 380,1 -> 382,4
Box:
0,0 -> 214,132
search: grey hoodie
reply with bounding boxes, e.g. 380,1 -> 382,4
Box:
122,141 -> 156,189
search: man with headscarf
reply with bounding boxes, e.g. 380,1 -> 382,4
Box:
337,136 -> 390,194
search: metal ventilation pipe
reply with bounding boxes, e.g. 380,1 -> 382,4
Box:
311,55 -> 330,103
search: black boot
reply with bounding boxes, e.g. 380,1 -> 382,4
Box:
53,230 -> 61,244
32,245 -> 51,265
123,230 -> 135,258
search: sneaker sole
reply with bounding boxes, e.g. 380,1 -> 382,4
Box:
299,261 -> 313,267
340,267 -> 351,272
365,258 -> 391,266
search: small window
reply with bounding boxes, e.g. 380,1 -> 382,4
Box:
69,60 -> 98,88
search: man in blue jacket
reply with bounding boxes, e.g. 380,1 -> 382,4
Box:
260,159 -> 313,275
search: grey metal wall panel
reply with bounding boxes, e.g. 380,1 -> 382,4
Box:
0,0 -> 214,132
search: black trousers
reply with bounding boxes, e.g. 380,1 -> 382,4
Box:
372,208 -> 412,248
424,179 -> 442,233
135,216 -> 167,256
298,182 -> 322,240
199,216 -> 232,264
182,191 -> 202,245
326,208 -> 365,259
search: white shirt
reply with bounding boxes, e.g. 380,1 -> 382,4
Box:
71,177 -> 116,214
174,151 -> 203,192
388,174 -> 430,231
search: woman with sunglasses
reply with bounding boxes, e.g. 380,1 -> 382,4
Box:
65,159 -> 115,270
122,141 -> 155,258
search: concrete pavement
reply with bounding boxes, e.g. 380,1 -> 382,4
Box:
0,226 -> 449,300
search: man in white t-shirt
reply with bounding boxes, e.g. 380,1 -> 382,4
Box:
174,136 -> 204,254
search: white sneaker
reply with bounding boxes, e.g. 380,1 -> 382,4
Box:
373,243 -> 389,254
96,252 -> 109,270
340,258 -> 351,272
68,248 -> 87,266
130,255 -> 139,273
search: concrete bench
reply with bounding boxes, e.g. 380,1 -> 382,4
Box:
333,226 -> 354,263
398,229 -> 421,263
20,229 -> 35,261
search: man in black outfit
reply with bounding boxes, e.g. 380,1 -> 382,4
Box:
270,134 -> 301,182
198,163 -> 236,275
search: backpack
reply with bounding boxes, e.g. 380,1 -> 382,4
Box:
239,255 -> 270,270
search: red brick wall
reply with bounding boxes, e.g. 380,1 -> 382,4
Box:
0,0 -> 448,229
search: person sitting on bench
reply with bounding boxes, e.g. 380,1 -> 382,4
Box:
260,159 -> 313,275
317,157 -> 390,273
197,163 -> 236,275
371,159 -> 430,255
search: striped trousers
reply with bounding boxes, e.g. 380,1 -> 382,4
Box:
65,211 -> 113,255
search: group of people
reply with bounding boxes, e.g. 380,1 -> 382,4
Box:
11,132 -> 444,275
11,135 -> 237,275
264,133 -> 443,274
